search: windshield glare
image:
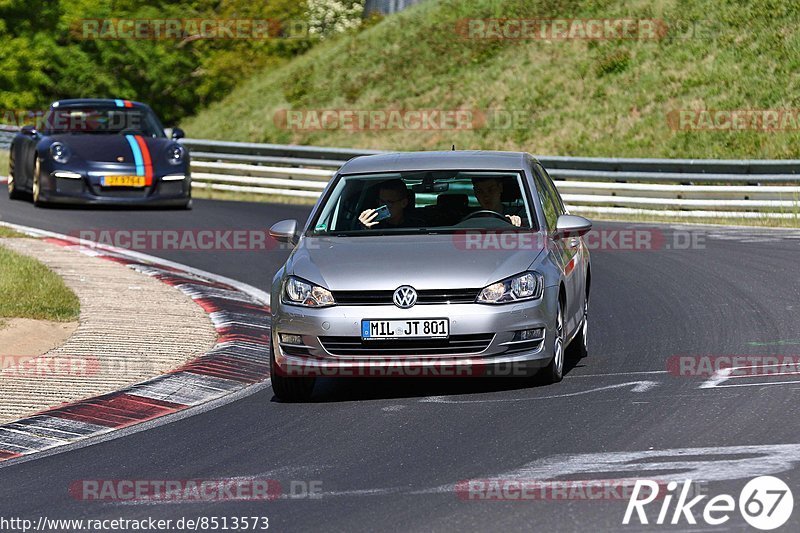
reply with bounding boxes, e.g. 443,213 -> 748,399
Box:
42,107 -> 165,137
310,170 -> 535,235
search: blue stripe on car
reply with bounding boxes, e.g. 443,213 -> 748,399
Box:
125,135 -> 145,176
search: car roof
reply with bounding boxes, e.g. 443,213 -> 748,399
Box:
51,99 -> 148,109
338,151 -> 535,174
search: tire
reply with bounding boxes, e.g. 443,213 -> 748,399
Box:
32,156 -> 45,207
567,295 -> 588,360
270,347 -> 315,402
539,300 -> 565,384
7,170 -> 22,200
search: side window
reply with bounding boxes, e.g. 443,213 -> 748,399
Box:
533,166 -> 559,231
537,164 -> 566,215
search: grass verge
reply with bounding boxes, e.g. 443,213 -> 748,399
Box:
584,212 -> 800,228
192,186 -> 317,206
0,149 -> 8,179
0,226 -> 26,238
0,244 -> 80,322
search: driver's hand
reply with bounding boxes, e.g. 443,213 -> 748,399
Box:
506,215 -> 521,227
359,209 -> 379,228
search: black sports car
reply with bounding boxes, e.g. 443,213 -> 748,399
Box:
7,99 -> 191,208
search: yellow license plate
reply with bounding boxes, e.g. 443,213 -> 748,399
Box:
102,175 -> 145,187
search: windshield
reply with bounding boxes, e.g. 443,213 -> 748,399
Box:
41,106 -> 165,137
309,170 -> 536,236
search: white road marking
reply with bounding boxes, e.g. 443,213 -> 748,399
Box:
419,380 -> 659,404
482,444 -> 800,484
701,364 -> 800,389
111,443 -> 800,504
566,370 -> 668,378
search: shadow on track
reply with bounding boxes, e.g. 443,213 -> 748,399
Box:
272,358 -> 587,403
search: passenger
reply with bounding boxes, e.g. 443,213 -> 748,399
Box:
358,179 -> 424,229
471,177 -> 524,227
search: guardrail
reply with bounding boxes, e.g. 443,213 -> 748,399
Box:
0,126 -> 16,149
3,130 -> 799,218
182,138 -> 800,219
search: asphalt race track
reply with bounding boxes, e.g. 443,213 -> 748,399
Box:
2,194 -> 800,531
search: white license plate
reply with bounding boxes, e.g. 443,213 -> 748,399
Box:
362,319 -> 449,340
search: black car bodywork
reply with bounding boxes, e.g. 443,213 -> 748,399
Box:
7,99 -> 191,208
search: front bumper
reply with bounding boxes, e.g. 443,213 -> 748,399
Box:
39,168 -> 191,206
271,288 -> 559,378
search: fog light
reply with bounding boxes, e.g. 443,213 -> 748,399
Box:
514,328 -> 544,341
279,333 -> 303,345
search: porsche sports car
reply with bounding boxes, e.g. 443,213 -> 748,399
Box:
268,151 -> 592,401
7,99 -> 191,208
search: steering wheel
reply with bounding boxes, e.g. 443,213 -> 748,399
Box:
460,210 -> 510,223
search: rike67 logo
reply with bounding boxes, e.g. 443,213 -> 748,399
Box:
624,476 -> 794,530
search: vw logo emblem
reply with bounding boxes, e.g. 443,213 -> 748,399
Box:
393,286 -> 417,308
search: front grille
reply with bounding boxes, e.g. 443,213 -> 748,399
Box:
89,186 -> 151,198
280,344 -> 313,357
332,288 -> 481,306
319,333 -> 494,357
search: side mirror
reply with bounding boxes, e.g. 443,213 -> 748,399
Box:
21,125 -> 38,137
171,127 -> 185,140
555,214 -> 592,238
269,219 -> 299,245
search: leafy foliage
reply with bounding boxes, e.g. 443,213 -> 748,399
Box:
0,0 -> 317,124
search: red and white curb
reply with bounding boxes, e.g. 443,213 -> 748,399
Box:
0,223 -> 272,464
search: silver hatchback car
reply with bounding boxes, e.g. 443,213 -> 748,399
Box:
269,151 -> 591,401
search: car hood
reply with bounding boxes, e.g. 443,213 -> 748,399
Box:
48,134 -> 173,164
286,234 -> 545,291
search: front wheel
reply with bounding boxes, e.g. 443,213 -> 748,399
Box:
32,157 -> 45,207
539,301 -> 565,384
270,348 -> 316,402
567,296 -> 588,360
7,171 -> 22,200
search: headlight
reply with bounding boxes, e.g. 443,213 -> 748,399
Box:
281,276 -> 335,307
477,272 -> 543,304
166,144 -> 185,165
50,142 -> 71,163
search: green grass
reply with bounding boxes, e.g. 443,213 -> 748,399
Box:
585,212 -> 800,228
0,244 -> 80,322
182,0 -> 800,159
192,186 -> 317,206
0,149 -> 8,178
0,226 -> 25,237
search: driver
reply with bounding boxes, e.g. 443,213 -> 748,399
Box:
358,179 -> 423,229
472,177 -> 523,227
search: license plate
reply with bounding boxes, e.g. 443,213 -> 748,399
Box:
102,175 -> 145,187
361,319 -> 449,340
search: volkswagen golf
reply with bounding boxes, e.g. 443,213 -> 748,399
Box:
268,151 -> 592,401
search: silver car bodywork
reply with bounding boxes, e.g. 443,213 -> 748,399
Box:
269,151 -> 591,397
